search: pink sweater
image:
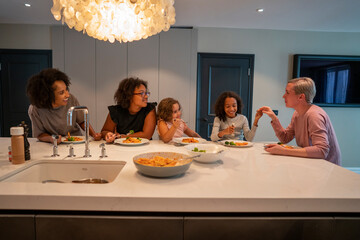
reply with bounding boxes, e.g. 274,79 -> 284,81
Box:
271,105 -> 341,165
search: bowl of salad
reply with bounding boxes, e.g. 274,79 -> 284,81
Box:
184,144 -> 224,163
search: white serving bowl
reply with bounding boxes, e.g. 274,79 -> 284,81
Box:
184,144 -> 224,163
133,152 -> 193,178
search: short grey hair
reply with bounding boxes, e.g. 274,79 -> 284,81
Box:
288,77 -> 316,103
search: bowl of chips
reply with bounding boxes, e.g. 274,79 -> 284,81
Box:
133,152 -> 193,178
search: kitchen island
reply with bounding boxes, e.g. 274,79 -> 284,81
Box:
0,138 -> 359,240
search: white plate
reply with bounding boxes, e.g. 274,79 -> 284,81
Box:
219,140 -> 253,148
61,136 -> 85,144
264,143 -> 300,149
173,137 -> 207,145
115,138 -> 149,146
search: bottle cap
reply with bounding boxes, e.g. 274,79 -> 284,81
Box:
10,127 -> 24,135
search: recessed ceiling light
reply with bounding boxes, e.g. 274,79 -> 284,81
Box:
25,3 -> 31,7
256,8 -> 264,13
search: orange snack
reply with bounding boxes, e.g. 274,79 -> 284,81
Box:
123,137 -> 142,143
235,142 -> 248,146
182,138 -> 199,143
136,156 -> 178,167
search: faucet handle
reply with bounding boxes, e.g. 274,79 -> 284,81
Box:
99,143 -> 108,158
51,135 -> 60,157
52,135 -> 59,146
67,143 -> 76,157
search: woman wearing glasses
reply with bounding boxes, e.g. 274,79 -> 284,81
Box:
101,77 -> 156,143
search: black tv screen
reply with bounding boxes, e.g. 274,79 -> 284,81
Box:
293,54 -> 360,107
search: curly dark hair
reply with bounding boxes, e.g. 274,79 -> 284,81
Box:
157,98 -> 181,122
214,91 -> 243,121
114,77 -> 148,109
26,68 -> 71,109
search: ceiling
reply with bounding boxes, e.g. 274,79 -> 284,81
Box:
0,0 -> 359,32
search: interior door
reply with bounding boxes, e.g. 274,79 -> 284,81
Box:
196,53 -> 254,139
0,49 -> 52,137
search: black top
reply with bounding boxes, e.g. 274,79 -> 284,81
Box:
108,102 -> 156,134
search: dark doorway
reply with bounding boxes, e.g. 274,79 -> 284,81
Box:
196,53 -> 255,139
0,49 -> 52,137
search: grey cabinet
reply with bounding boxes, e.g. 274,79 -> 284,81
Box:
0,214 -> 35,240
333,217 -> 360,240
36,215 -> 183,240
184,217 -> 335,240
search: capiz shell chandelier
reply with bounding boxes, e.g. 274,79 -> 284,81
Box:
51,0 -> 176,43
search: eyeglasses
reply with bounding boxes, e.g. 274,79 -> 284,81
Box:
133,91 -> 150,97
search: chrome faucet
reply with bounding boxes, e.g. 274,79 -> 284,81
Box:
67,106 -> 91,157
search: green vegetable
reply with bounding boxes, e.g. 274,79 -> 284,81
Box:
129,130 -> 134,134
192,147 -> 206,153
277,142 -> 283,145
137,137 -> 142,141
225,141 -> 229,145
230,141 -> 236,146
67,136 -> 75,141
192,147 -> 199,152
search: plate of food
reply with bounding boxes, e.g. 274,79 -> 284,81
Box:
133,152 -> 193,177
220,140 -> 253,148
264,142 -> 299,149
114,137 -> 149,146
173,137 -> 207,145
61,134 -> 85,144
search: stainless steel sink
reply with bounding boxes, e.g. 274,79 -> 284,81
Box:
0,160 -> 126,184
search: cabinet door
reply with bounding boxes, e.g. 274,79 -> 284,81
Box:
36,215 -> 183,240
333,217 -> 360,240
0,214 -> 35,240
184,217 -> 334,240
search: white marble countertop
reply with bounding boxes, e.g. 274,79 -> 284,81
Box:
0,137 -> 359,213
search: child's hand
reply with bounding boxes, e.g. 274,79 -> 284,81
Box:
255,109 -> 263,120
223,125 -> 235,135
172,118 -> 182,128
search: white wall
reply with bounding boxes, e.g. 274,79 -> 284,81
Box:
0,24 -> 51,49
198,27 -> 360,167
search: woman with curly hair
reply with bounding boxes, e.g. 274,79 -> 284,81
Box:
210,91 -> 262,142
157,97 -> 200,143
26,68 -> 102,144
101,77 -> 156,143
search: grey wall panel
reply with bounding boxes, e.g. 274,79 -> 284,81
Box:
64,28 -> 96,128
128,35 -> 159,105
95,40 -> 127,130
51,26 -> 64,71
159,29 -> 192,126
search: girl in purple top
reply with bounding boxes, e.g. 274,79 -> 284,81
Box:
258,77 -> 341,165
157,98 -> 200,143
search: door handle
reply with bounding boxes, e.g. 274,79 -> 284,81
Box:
202,117 -> 208,122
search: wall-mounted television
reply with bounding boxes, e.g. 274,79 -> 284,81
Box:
293,54 -> 360,107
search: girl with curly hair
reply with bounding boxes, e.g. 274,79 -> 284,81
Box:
101,77 -> 156,143
157,97 -> 200,143
210,91 -> 262,142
